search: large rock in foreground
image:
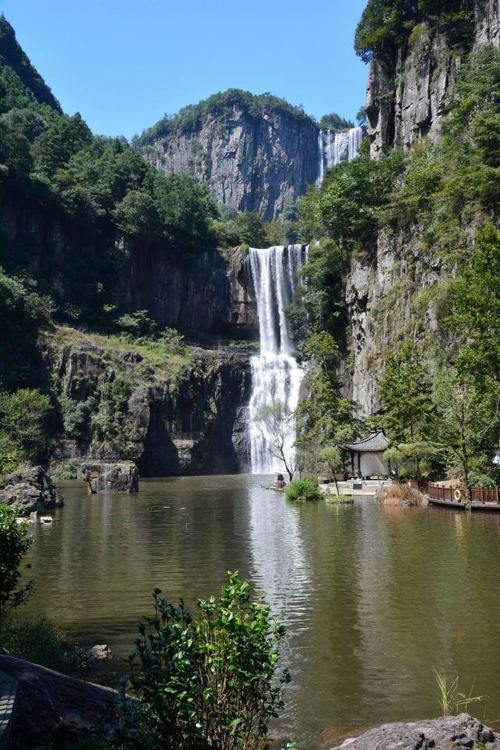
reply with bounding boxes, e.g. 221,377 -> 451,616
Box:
331,714 -> 499,749
0,654 -> 117,748
0,466 -> 63,514
80,461 -> 139,493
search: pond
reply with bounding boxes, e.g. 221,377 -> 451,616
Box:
23,475 -> 500,748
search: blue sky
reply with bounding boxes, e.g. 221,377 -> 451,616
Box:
1,0 -> 368,140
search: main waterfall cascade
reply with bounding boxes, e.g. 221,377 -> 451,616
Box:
317,126 -> 364,183
248,245 -> 307,474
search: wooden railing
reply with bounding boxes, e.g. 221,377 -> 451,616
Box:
425,483 -> 500,504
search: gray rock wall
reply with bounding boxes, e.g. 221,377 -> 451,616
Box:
365,2 -> 500,158
50,340 -> 252,477
138,106 -> 320,220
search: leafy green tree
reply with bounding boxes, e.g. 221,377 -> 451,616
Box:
318,112 -> 354,131
432,369 -> 498,501
233,211 -> 267,247
114,190 -> 161,236
0,388 -> 51,471
110,572 -> 289,750
379,341 -> 435,477
34,112 -> 92,177
445,223 -> 500,385
0,505 -> 32,616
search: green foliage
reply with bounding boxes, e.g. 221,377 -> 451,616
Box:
0,504 -> 32,615
318,112 -> 354,131
91,378 -> 133,456
117,309 -> 157,337
285,478 -> 322,502
379,341 -> 434,444
0,15 -> 61,111
432,369 -> 498,497
0,269 -> 50,389
354,0 -> 474,64
109,572 -> 289,750
0,388 -> 52,472
0,615 -> 86,672
135,88 -> 310,144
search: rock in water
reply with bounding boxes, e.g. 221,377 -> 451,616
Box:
0,466 -> 63,514
80,461 -> 140,493
330,714 -> 498,749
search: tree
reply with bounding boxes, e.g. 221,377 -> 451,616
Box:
110,572 -> 289,750
379,341 -> 435,478
0,388 -> 51,471
0,505 -> 32,617
432,369 -> 498,503
254,402 -> 297,482
319,446 -> 343,495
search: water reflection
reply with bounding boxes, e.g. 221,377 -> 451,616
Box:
22,478 -> 500,748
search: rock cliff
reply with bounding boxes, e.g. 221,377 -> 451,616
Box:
47,329 -> 252,476
347,0 -> 500,414
136,91 -> 320,220
365,0 -> 500,158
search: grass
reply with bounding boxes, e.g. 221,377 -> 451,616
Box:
434,668 -> 487,716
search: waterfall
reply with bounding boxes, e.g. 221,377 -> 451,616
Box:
317,126 -> 363,183
248,245 -> 306,475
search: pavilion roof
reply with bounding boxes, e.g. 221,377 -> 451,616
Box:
341,431 -> 389,453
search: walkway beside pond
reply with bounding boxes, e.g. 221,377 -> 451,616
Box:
0,671 -> 17,741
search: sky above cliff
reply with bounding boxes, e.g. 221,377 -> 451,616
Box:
1,0 -> 368,140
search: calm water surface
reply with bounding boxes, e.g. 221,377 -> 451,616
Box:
23,475 -> 500,748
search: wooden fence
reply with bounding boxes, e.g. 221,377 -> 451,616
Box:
425,483 -> 500,504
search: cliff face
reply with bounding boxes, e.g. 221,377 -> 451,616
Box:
48,330 -> 252,476
138,104 -> 319,220
128,243 -> 258,336
0,189 -> 259,338
347,0 -> 500,414
365,0 -> 500,158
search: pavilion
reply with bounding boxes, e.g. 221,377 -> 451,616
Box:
341,431 -> 390,478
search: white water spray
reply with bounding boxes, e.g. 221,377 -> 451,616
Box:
248,245 -> 306,474
317,127 -> 363,184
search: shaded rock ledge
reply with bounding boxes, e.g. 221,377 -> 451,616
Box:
0,654 -> 117,749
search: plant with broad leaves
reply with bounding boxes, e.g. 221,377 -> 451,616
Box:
108,572 -> 290,750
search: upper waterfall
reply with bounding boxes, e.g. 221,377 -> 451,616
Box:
248,245 -> 306,475
317,126 -> 364,183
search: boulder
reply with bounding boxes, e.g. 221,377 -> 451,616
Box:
0,654 -> 117,749
330,714 -> 499,750
86,644 -> 112,663
80,460 -> 139,493
0,466 -> 63,514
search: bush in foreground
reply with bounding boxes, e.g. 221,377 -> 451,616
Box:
285,478 -> 323,503
109,572 -> 289,750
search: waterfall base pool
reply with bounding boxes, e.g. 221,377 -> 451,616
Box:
23,476 -> 500,748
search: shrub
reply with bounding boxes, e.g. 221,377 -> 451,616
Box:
0,387 -> 52,471
378,483 -> 422,507
109,572 -> 289,750
285,478 -> 323,502
0,615 -> 86,672
0,504 -> 32,616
